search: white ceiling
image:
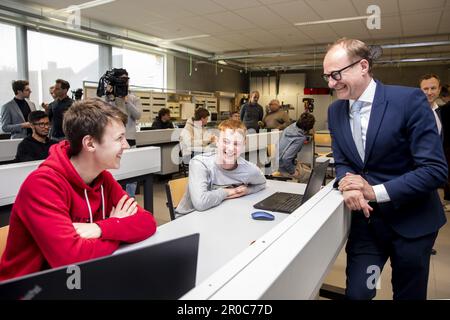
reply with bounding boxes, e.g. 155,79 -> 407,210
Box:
16,0 -> 450,69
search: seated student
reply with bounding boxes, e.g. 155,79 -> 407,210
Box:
179,107 -> 217,163
176,119 -> 266,214
277,112 -> 315,181
0,98 -> 157,281
151,107 -> 174,129
261,99 -> 290,130
15,111 -> 58,162
230,111 -> 240,121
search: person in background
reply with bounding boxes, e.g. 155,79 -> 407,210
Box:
240,90 -> 264,132
324,38 -> 446,300
41,85 -> 56,113
179,107 -> 216,164
230,111 -> 240,121
438,84 -> 450,211
277,112 -> 315,182
48,79 -> 73,141
419,74 -> 442,136
1,80 -> 36,139
15,111 -> 57,162
104,69 -> 142,197
0,98 -> 156,281
261,99 -> 291,130
151,107 -> 174,129
176,119 -> 266,215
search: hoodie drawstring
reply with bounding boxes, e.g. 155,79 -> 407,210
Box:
84,185 -> 105,223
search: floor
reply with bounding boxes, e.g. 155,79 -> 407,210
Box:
141,174 -> 450,300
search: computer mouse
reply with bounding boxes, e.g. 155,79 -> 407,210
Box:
251,211 -> 275,221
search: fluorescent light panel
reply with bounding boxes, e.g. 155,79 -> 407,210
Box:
294,15 -> 378,26
57,0 -> 116,13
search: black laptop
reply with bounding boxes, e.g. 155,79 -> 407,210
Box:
254,160 -> 330,213
0,233 -> 199,300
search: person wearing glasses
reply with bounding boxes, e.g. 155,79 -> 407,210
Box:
324,38 -> 447,300
15,111 -> 57,162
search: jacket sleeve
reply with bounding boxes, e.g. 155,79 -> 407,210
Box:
240,104 -> 246,121
383,90 -> 448,207
95,172 -> 156,243
188,159 -> 228,211
258,105 -> 264,121
17,172 -> 121,268
247,166 -> 267,194
327,105 -> 356,187
1,104 -> 23,134
125,95 -> 142,121
279,113 -> 291,130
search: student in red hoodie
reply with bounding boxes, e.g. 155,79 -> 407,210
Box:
0,98 -> 157,281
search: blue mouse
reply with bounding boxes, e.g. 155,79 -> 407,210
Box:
251,211 -> 275,221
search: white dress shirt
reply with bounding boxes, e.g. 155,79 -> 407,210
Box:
432,102 -> 442,135
348,79 -> 390,203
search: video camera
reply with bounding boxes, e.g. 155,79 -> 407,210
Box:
302,98 -> 314,113
71,88 -> 83,100
96,68 -> 129,98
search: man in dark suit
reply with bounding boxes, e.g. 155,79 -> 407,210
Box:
324,38 -> 447,300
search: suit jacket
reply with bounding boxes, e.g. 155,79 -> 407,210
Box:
1,98 -> 36,139
328,80 -> 447,238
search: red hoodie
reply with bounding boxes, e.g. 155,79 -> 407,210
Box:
0,141 -> 157,281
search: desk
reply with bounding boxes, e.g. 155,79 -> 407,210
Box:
136,129 -> 180,175
116,179 -> 350,299
0,139 -> 22,163
0,147 -> 161,212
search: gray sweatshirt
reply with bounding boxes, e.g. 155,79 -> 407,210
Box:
176,152 -> 267,214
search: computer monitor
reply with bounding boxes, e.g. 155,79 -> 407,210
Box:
0,234 -> 199,300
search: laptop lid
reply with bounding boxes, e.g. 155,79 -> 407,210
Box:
301,159 -> 330,204
0,233 -> 199,300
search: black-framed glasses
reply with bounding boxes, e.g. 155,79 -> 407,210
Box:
32,122 -> 51,128
322,59 -> 363,82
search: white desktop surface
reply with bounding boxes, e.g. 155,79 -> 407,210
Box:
0,146 -> 161,206
116,180 -> 306,284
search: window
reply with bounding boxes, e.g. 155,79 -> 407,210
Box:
0,23 -> 18,109
27,30 -> 99,104
112,47 -> 165,89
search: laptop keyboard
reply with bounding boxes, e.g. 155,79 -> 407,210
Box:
255,192 -> 304,213
273,193 -> 304,213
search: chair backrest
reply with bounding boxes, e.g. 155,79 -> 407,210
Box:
166,177 -> 189,220
314,132 -> 332,147
0,225 -> 9,259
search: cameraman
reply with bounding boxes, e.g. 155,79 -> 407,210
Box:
103,68 -> 142,196
103,69 -> 142,147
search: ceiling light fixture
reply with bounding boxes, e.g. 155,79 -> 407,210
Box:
56,0 -> 116,13
160,34 -> 210,43
217,60 -> 228,65
294,14 -> 378,26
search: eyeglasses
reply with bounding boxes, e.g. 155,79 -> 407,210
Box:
32,122 -> 51,128
322,59 -> 363,82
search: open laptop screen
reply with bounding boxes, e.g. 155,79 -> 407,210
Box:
301,160 -> 330,204
0,233 -> 199,300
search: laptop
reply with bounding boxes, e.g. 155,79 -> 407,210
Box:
254,160 -> 330,213
0,233 -> 199,300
